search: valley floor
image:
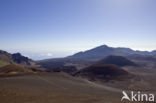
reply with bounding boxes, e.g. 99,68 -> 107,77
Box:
0,72 -> 156,103
0,72 -> 122,103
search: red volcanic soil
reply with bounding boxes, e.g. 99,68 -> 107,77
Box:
0,64 -> 32,76
74,64 -> 132,81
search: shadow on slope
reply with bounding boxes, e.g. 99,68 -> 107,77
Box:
74,64 -> 133,81
97,55 -> 137,67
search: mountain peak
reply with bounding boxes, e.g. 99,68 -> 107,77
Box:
99,44 -> 109,47
12,53 -> 22,56
95,44 -> 110,49
69,44 -> 156,60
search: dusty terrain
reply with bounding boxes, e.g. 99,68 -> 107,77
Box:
0,68 -> 156,103
0,72 -> 122,103
0,58 -> 156,103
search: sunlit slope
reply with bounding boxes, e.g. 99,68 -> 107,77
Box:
0,72 -> 123,103
0,71 -> 156,103
0,60 -> 9,68
0,64 -> 32,76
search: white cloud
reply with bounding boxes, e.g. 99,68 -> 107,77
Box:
41,53 -> 53,57
46,53 -> 53,56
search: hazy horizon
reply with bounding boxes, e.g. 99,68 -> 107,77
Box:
1,0 -> 156,60
1,44 -> 156,60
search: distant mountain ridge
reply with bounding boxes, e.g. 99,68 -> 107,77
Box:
0,50 -> 13,63
0,50 -> 44,76
38,45 -> 156,71
69,45 -> 156,60
0,50 -> 35,67
12,53 -> 33,66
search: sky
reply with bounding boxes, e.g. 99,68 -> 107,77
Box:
0,0 -> 156,60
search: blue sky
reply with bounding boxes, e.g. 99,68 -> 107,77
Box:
0,0 -> 156,60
